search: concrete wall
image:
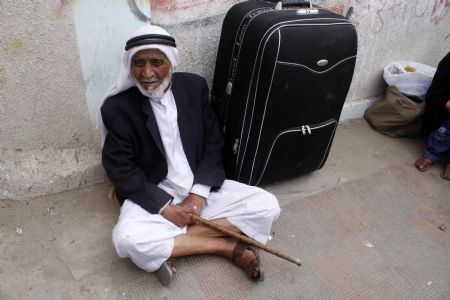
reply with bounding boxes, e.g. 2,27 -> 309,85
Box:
0,1 -> 105,200
1,0 -> 449,200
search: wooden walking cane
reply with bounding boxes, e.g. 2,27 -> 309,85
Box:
189,214 -> 301,266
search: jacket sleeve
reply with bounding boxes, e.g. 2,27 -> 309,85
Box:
101,106 -> 173,214
193,78 -> 226,188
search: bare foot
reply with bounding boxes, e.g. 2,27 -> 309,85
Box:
415,156 -> 432,172
167,257 -> 177,277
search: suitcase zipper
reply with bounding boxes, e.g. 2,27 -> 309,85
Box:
225,82 -> 233,96
301,125 -> 312,135
306,125 -> 311,134
232,139 -> 240,154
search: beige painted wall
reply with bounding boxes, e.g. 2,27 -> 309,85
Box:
1,0 -> 449,200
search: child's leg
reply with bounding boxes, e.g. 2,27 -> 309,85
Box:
442,151 -> 450,180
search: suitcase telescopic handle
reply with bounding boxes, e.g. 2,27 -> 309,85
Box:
265,0 -> 312,8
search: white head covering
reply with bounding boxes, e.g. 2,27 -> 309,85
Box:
97,25 -> 179,145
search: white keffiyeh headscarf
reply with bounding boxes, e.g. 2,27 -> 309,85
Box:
97,25 -> 180,146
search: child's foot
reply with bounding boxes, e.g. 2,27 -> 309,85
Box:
415,156 -> 432,172
441,164 -> 450,181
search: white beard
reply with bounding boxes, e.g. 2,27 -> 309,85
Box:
135,71 -> 173,99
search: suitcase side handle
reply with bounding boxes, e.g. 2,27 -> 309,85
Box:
264,0 -> 312,8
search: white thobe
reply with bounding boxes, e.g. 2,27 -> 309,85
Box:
112,88 -> 280,272
150,89 -> 210,206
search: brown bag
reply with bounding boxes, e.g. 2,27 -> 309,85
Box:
364,86 -> 425,137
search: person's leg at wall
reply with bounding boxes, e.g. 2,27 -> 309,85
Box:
439,119 -> 450,180
415,127 -> 446,172
442,154 -> 450,180
422,100 -> 448,135
415,154 -> 433,172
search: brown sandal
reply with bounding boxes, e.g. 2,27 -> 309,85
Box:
441,164 -> 450,181
231,242 -> 264,282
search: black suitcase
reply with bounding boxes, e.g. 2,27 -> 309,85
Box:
211,0 -> 357,186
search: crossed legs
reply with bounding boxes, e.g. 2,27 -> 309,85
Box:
113,180 -> 280,283
171,218 -> 260,279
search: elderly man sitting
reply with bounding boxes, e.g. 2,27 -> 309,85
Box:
99,25 -> 280,285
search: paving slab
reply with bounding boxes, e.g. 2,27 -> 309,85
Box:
1,119 -> 449,299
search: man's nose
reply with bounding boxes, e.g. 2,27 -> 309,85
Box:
142,63 -> 155,77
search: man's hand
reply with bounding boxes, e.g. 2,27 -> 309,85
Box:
446,100 -> 450,112
160,205 -> 193,227
179,193 -> 205,218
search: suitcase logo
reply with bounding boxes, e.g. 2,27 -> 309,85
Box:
317,59 -> 329,67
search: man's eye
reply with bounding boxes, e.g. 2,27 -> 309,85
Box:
133,60 -> 145,67
151,59 -> 164,67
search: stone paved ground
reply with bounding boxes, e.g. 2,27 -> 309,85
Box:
1,119 -> 449,299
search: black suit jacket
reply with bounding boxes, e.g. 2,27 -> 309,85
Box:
101,72 -> 225,214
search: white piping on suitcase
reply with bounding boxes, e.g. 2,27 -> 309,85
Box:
248,29 -> 281,183
230,16 -> 348,158
227,8 -> 274,86
277,55 -> 357,74
235,19 -> 351,178
227,8 -> 275,175
255,120 -> 337,186
228,17 -> 348,84
248,25 -> 355,182
236,19 -> 353,181
229,17 -> 348,85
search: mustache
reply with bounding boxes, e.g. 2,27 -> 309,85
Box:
141,77 -> 159,83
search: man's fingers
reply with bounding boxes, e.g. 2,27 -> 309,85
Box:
184,205 -> 201,218
177,206 -> 195,225
164,203 -> 201,227
180,205 -> 195,214
161,205 -> 195,227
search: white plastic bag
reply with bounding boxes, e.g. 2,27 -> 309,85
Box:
383,61 -> 436,99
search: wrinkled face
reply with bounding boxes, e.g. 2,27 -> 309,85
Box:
131,49 -> 172,92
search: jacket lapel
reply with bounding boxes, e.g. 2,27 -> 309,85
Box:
141,96 -> 165,157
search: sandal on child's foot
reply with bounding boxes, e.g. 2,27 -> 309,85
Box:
441,164 -> 450,181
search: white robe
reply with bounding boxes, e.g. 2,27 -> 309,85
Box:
113,180 -> 280,272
